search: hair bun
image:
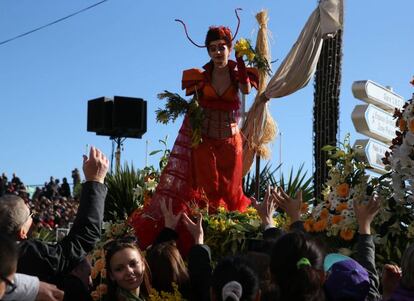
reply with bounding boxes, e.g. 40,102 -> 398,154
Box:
222,281 -> 243,301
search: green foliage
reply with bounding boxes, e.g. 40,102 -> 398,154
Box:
279,164 -> 314,201
155,91 -> 204,147
243,163 -> 313,202
104,163 -> 158,221
149,136 -> 171,172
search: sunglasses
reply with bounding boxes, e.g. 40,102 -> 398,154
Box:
208,43 -> 227,53
0,274 -> 17,296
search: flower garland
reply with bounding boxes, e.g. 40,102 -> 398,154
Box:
304,135 -> 370,241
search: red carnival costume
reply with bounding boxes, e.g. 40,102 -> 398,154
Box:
130,11 -> 258,253
129,60 -> 258,254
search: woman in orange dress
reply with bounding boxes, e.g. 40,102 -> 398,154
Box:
130,19 -> 258,254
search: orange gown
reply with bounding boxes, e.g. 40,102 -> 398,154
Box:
129,60 -> 258,254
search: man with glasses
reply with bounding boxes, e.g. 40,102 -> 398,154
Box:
0,146 -> 108,299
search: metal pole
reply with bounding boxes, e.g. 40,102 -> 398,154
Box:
115,137 -> 121,172
255,154 -> 260,201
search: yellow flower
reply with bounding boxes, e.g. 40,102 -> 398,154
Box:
340,228 -> 355,241
245,207 -> 257,216
234,38 -> 255,61
217,206 -> 226,214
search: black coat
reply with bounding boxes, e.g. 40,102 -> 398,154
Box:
17,182 -> 107,288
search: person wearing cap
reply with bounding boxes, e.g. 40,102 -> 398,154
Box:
324,195 -> 382,301
0,146 -> 108,298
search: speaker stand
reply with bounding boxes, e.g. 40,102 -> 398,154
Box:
110,137 -> 126,173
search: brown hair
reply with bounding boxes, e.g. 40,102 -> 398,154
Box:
146,242 -> 190,297
205,26 -> 233,48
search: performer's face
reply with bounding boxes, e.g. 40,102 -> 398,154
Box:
208,39 -> 230,68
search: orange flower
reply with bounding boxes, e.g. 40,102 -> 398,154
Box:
304,219 -> 314,232
332,215 -> 343,225
409,119 -> 414,133
340,228 -> 355,241
301,203 -> 309,213
336,202 -> 348,212
399,119 -> 407,131
313,219 -> 328,232
336,183 -> 350,198
94,258 -> 105,272
320,208 -> 329,220
410,77 -> 414,86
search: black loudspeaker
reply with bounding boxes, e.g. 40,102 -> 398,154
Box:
87,96 -> 147,138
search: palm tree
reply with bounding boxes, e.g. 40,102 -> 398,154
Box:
313,25 -> 343,202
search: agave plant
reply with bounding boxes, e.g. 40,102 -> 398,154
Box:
104,163 -> 158,221
243,163 -> 313,202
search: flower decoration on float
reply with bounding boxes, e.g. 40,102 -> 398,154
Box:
234,38 -> 272,75
304,134 -> 371,241
382,91 -> 414,202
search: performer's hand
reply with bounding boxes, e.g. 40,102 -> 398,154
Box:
182,213 -> 204,245
160,199 -> 182,230
276,187 -> 302,223
252,185 -> 278,228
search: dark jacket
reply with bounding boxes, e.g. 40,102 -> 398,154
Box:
388,284 -> 414,301
17,181 -> 107,287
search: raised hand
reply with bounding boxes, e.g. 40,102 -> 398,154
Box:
276,187 -> 303,223
354,194 -> 381,235
82,146 -> 109,184
182,213 -> 204,245
252,185 -> 278,228
381,264 -> 402,299
160,199 -> 182,230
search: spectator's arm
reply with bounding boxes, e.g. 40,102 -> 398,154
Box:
354,195 -> 381,300
30,147 -> 108,275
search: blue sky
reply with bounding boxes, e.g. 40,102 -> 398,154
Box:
0,0 -> 413,186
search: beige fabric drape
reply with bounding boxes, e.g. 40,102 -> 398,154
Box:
242,0 -> 343,176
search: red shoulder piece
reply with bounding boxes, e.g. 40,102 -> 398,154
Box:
182,68 -> 205,96
246,67 -> 259,90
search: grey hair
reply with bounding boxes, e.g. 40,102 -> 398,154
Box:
0,194 -> 28,236
401,243 -> 414,289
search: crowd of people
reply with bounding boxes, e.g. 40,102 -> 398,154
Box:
0,169 -> 82,232
0,146 -> 413,301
